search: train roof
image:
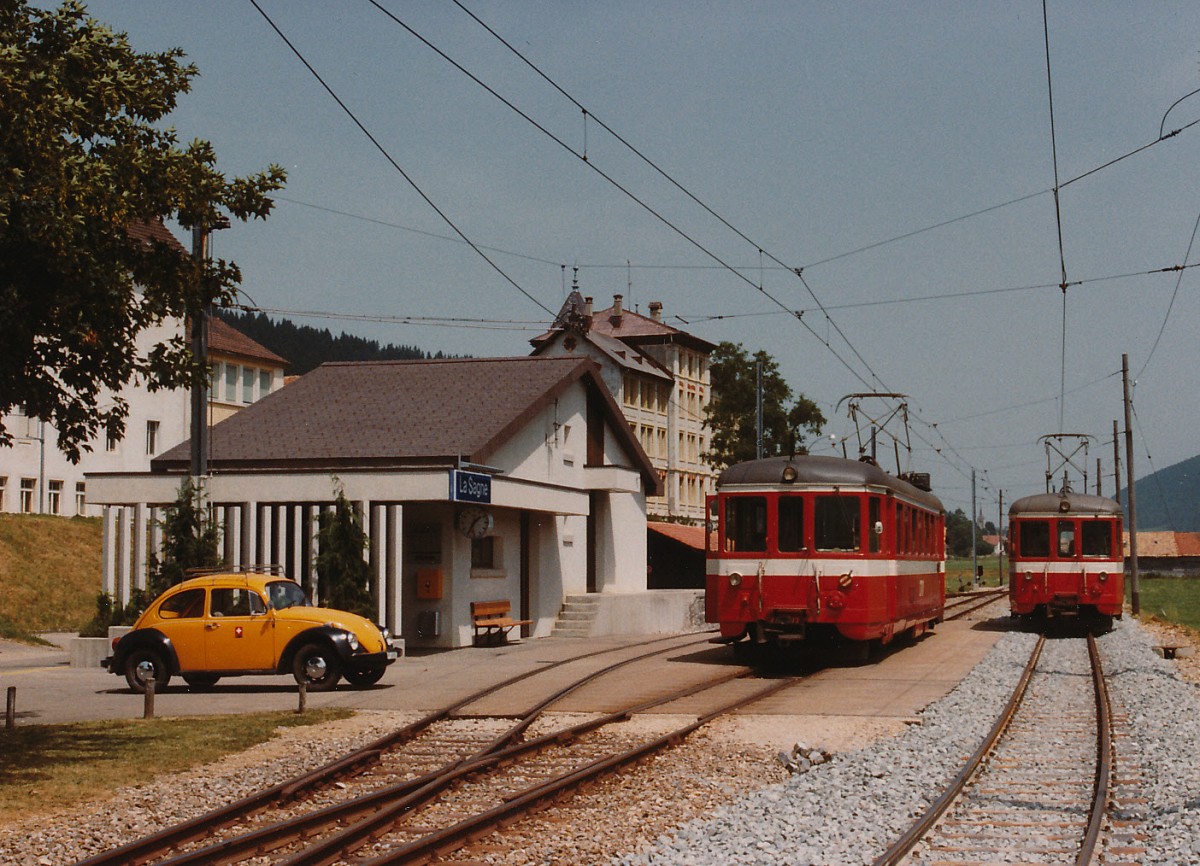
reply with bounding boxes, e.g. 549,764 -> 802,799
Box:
716,454 -> 944,511
1008,491 -> 1124,517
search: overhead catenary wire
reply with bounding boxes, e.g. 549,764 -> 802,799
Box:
246,0 -> 556,318
1135,206 -> 1200,380
1041,0 -> 1070,433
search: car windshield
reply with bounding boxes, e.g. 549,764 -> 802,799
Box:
266,580 -> 310,610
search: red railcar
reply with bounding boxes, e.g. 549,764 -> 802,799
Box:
705,455 -> 946,654
1007,491 -> 1124,628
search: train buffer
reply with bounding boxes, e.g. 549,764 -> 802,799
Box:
471,600 -> 531,647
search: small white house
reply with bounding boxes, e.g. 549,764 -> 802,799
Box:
85,356 -> 662,649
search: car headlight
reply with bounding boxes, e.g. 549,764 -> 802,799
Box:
347,633 -> 360,652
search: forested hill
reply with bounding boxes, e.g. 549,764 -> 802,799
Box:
216,310 -> 454,376
1120,453 -> 1200,532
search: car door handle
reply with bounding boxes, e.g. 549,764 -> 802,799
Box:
206,622 -> 220,630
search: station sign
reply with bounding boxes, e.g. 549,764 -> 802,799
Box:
450,469 -> 491,504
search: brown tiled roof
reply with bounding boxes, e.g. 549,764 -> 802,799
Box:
648,520 -> 706,550
209,316 -> 288,366
1175,533 -> 1200,556
588,303 -> 717,352
152,357 -> 660,493
126,219 -> 187,254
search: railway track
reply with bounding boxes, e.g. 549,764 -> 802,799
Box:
73,631 -> 795,866
943,587 -> 1007,621
873,632 -> 1113,865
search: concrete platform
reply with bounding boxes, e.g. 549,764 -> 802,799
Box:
0,619 -> 1007,735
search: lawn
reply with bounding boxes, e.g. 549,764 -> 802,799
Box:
1131,575 -> 1200,632
0,708 -> 352,821
0,513 -> 101,637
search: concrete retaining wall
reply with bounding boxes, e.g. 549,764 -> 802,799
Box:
589,589 -> 706,636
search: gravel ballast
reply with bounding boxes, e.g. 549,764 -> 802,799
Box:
616,618 -> 1200,866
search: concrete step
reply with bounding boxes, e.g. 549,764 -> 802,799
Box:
552,593 -> 601,638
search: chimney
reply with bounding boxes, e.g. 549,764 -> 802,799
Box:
584,296 -> 593,317
611,294 -> 624,327
649,301 -> 663,322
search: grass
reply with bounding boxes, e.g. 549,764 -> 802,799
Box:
1131,574 -> 1200,632
0,708 -> 353,821
945,556 -> 1006,591
0,513 -> 102,640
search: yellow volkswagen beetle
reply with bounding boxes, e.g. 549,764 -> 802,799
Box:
104,570 -> 398,693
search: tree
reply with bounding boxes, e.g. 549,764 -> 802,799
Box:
944,508 -> 996,558
703,341 -> 826,469
0,1 -> 286,460
148,477 -> 222,596
315,487 -> 375,618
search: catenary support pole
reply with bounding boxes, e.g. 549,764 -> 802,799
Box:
1122,354 -> 1140,615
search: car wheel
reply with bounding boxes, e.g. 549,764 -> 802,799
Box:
292,643 -> 342,692
343,668 -> 385,687
182,673 -> 221,690
124,648 -> 170,694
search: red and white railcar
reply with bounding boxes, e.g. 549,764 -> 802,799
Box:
705,454 -> 946,653
1007,490 -> 1124,627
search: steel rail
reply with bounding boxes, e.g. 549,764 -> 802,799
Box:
943,589 -> 1007,621
871,635 -> 1046,866
148,647 -> 739,866
71,631 -> 713,866
345,676 -> 800,866
1077,633 -> 1114,865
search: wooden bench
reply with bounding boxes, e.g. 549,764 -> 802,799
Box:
471,600 -> 531,646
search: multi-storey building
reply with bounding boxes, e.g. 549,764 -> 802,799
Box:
531,291 -> 717,521
0,223 -> 287,516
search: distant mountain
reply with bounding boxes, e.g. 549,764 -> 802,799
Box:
1120,453 -> 1200,532
216,310 -> 454,376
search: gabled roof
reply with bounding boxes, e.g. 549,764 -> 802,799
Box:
588,302 -> 717,353
126,218 -> 186,254
209,317 -> 288,367
531,327 -> 673,382
152,356 -> 660,493
648,520 -> 707,551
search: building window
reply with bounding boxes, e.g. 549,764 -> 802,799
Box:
225,363 -> 238,402
20,478 -> 35,513
471,536 -> 496,569
47,480 -> 62,515
259,369 -> 272,399
76,482 -> 86,515
146,420 -> 160,455
242,366 -> 254,403
105,428 -> 118,453
0,476 -> 6,510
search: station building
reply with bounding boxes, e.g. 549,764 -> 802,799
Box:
85,355 -> 668,650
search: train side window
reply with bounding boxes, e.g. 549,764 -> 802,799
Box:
1081,521 -> 1111,557
1019,520 -> 1051,557
778,495 -> 806,552
724,496 -> 767,553
868,497 -> 881,553
1057,522 -> 1076,557
815,495 -> 860,552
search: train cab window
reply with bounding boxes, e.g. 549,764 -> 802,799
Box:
815,495 -> 860,552
1019,520 -> 1051,557
1057,522 -> 1076,558
1081,521 -> 1112,557
724,496 -> 767,553
777,495 -> 806,552
868,498 -> 881,553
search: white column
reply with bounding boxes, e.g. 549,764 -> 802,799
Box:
132,502 -> 148,591
370,503 -> 384,624
101,506 -> 116,597
386,504 -> 403,634
222,505 -> 236,565
240,501 -> 255,569
148,507 -> 163,579
256,504 -> 271,567
116,507 -> 132,607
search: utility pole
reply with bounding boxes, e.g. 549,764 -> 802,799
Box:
998,489 -> 1004,588
755,358 -> 764,460
1122,354 -> 1140,615
188,217 -> 228,480
1112,419 -> 1121,506
970,468 -> 978,587
1096,458 -> 1102,497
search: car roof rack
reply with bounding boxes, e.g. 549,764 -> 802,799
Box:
184,564 -> 289,577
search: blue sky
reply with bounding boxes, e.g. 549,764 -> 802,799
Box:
76,1 -> 1200,518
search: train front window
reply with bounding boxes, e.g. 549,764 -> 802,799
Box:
723,496 -> 767,553
1081,521 -> 1112,557
1057,522 -> 1076,557
778,495 -> 805,552
1019,520 -> 1051,557
815,495 -> 860,552
868,498 -> 881,553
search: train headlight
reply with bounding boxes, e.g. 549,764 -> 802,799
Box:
781,464 -> 798,483
1023,571 -> 1033,582
1098,572 -> 1108,583
728,572 -> 743,587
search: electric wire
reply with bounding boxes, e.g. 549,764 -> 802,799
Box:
231,303 -> 547,331
246,0 -> 556,318
1041,0 -> 1070,433
1135,205 -> 1200,380
1129,394 -> 1177,532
